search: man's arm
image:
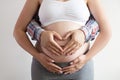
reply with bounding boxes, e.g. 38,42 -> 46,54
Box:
27,19 -> 44,41
27,15 -> 99,42
81,15 -> 99,42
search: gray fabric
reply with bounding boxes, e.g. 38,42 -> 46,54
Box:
31,58 -> 94,80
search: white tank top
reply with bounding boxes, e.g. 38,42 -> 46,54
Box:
39,0 -> 90,27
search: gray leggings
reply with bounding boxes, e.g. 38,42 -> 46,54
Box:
31,58 -> 94,80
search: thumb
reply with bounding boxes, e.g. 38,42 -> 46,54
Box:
63,31 -> 73,40
53,31 -> 62,40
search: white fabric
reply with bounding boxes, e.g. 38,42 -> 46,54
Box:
39,0 -> 90,27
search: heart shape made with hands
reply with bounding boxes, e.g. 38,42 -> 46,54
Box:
54,37 -> 71,47
41,33 -> 72,56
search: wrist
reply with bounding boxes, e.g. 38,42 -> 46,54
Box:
33,52 -> 43,60
84,51 -> 94,62
78,29 -> 86,43
80,26 -> 91,42
34,27 -> 45,41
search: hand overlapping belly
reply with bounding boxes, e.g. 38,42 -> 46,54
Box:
36,22 -> 90,63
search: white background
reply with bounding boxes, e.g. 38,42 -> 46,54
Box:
0,0 -> 120,80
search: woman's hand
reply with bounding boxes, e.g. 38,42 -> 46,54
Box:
62,55 -> 88,74
63,30 -> 85,55
40,31 -> 63,56
37,53 -> 63,74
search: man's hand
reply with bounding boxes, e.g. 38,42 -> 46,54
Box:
37,53 -> 63,74
63,30 -> 85,55
40,31 -> 63,56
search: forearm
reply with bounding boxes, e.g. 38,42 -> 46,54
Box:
13,30 -> 40,58
85,26 -> 111,60
27,19 -> 44,41
27,17 -> 99,42
81,18 -> 99,42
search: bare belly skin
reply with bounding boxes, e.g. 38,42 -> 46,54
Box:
36,21 -> 89,62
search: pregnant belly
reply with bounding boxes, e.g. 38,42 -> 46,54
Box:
36,21 -> 90,62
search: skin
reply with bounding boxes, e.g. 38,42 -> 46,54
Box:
62,0 -> 112,74
13,0 -> 111,74
40,29 -> 85,56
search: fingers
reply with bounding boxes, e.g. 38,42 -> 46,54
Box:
47,47 -> 61,56
53,31 -> 62,40
51,31 -> 64,52
46,63 -> 62,74
62,61 -> 83,74
63,40 -> 74,52
62,65 -> 78,74
70,57 -> 80,65
63,40 -> 81,55
46,41 -> 63,56
40,31 -> 63,56
62,56 -> 80,74
45,55 -> 55,62
48,63 -> 63,73
50,40 -> 63,52
63,31 -> 73,40
62,55 -> 87,74
41,54 -> 63,74
43,39 -> 63,56
67,44 -> 80,55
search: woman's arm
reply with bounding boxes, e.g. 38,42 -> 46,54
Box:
27,16 -> 99,42
62,0 -> 112,74
13,0 -> 40,58
13,0 -> 62,73
27,16 -> 99,55
27,20 -> 63,56
85,0 -> 112,60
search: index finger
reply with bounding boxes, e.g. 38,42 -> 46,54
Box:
50,40 -> 63,52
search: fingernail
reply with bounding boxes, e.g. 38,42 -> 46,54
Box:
70,62 -> 73,65
64,72 -> 68,74
51,60 -> 55,62
59,71 -> 63,74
